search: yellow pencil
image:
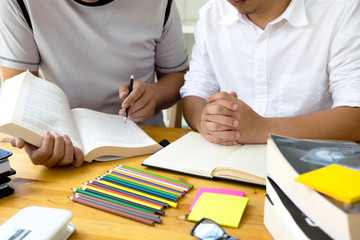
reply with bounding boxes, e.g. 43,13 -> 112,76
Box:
81,185 -> 163,210
97,179 -> 178,208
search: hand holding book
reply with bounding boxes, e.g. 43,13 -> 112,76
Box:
0,71 -> 162,168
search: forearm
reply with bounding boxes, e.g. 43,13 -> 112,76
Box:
264,106 -> 360,142
0,66 -> 38,81
183,96 -> 207,131
151,68 -> 188,111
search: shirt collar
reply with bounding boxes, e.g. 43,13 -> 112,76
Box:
218,0 -> 309,27
278,0 -> 308,27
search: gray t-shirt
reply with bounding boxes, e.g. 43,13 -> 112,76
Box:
0,0 -> 188,126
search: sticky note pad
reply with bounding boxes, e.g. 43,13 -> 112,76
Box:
189,188 -> 245,211
295,164 -> 360,204
187,192 -> 249,228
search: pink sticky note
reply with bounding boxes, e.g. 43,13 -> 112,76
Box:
189,188 -> 245,211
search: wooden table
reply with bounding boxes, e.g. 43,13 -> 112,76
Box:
0,126 -> 272,240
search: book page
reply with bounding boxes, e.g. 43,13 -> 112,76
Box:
214,144 -> 267,183
71,108 -> 159,157
142,132 -> 240,177
0,71 -> 81,148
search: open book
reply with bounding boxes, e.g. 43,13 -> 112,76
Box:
0,71 -> 162,162
142,131 -> 267,185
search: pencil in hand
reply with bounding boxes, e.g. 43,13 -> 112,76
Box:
124,75 -> 134,123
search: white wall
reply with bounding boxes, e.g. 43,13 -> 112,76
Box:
174,0 -> 209,60
164,0 -> 209,127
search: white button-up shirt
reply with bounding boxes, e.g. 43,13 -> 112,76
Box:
180,0 -> 360,117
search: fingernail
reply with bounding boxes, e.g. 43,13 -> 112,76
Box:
235,132 -> 240,138
233,120 -> 239,127
232,104 -> 238,110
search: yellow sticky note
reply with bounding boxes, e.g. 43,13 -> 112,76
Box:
295,164 -> 360,204
187,192 -> 249,228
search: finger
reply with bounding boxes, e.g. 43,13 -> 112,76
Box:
230,91 -> 238,98
42,132 -> 65,168
128,87 -> 153,113
11,137 -> 25,148
119,83 -> 131,99
204,125 -> 240,142
72,147 -> 84,167
28,131 -> 55,166
205,133 -> 238,146
56,135 -> 74,166
201,118 -> 238,132
207,92 -> 235,103
205,99 -> 238,114
121,81 -> 146,109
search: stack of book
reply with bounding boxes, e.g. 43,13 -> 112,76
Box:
70,165 -> 193,225
265,135 -> 360,240
0,147 -> 15,199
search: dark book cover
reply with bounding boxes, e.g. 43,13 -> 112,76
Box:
267,177 -> 332,240
0,177 -> 11,185
0,168 -> 16,179
0,186 -> 14,199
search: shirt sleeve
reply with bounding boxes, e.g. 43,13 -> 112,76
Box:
180,8 -> 220,100
0,0 -> 40,71
328,0 -> 360,108
155,1 -> 188,73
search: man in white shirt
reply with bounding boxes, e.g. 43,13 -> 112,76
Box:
180,0 -> 360,145
0,0 -> 188,167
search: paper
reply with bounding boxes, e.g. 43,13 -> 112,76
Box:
295,164 -> 360,204
189,188 -> 245,211
187,192 -> 249,228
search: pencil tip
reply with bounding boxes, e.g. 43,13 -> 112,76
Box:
131,75 -> 134,79
124,117 -> 127,123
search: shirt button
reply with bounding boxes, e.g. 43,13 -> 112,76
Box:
259,37 -> 264,42
257,73 -> 264,78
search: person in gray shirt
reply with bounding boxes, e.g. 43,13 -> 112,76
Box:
0,0 -> 188,167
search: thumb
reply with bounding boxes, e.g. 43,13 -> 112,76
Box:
230,91 -> 238,98
72,147 -> 85,167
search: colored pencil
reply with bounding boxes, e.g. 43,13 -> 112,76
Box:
84,182 -> 165,208
102,173 -> 180,200
98,175 -> 178,202
89,181 -> 169,207
115,167 -> 190,192
72,188 -> 155,214
118,165 -> 193,189
70,196 -> 154,225
75,193 -> 161,223
108,170 -> 184,196
80,188 -> 164,215
96,179 -> 178,208
81,184 -> 163,210
110,169 -> 187,193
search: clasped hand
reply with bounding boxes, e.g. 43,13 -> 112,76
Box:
119,80 -> 157,122
198,92 -> 267,145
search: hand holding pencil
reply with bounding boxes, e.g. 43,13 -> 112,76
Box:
124,75 -> 134,123
119,75 -> 157,123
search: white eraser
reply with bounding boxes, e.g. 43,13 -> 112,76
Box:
0,206 -> 75,240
